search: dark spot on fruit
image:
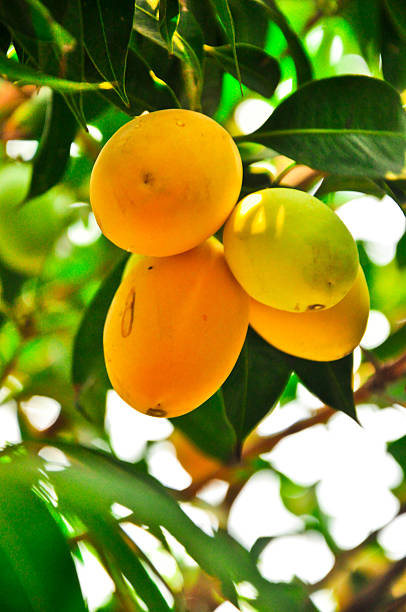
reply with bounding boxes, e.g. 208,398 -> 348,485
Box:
121,289 -> 135,337
146,407 -> 167,417
143,172 -> 154,185
308,304 -> 324,311
147,266 -> 154,270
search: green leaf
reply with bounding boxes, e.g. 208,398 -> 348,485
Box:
72,254 -> 129,387
0,464 -> 86,612
279,373 -> 298,406
0,22 -> 11,54
134,0 -> 203,100
171,391 -> 236,462
340,0 -> 381,68
11,442 -> 315,612
0,52 -> 101,91
373,323 -> 406,361
385,0 -> 406,40
290,353 -> 357,421
0,0 -> 54,42
97,45 -> 180,113
388,435 -> 406,477
316,175 -> 386,199
381,8 -> 406,93
397,231 -> 406,268
250,535 -> 275,563
28,92 -> 77,198
87,517 -> 172,611
241,76 -> 406,178
228,0 -> 269,47
222,328 -> 292,450
210,0 -> 242,90
37,0 -> 71,26
258,0 -> 313,85
81,0 -> 135,104
207,42 -> 281,97
158,0 -> 179,51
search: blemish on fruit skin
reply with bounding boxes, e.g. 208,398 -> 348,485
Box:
202,314 -> 207,321
143,172 -> 154,185
176,120 -> 185,127
121,289 -> 135,337
308,304 -> 324,311
147,265 -> 154,270
146,407 -> 167,417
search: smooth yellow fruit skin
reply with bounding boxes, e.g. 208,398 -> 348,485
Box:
90,109 -> 243,257
250,266 -> 369,361
223,188 -> 359,312
103,238 -> 249,418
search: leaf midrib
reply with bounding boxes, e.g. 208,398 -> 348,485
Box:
239,128 -> 406,139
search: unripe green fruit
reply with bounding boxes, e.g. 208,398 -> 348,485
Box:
0,163 -> 73,275
223,188 -> 359,312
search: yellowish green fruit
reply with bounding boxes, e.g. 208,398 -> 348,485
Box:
0,163 -> 73,275
223,188 -> 359,312
250,266 -> 369,361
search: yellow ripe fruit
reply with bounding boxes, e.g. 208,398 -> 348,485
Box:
223,188 -> 359,312
103,238 -> 249,418
90,109 -> 242,257
250,266 -> 369,362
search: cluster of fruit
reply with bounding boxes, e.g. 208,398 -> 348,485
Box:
90,109 -> 369,419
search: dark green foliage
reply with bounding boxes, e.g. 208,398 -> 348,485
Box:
241,76 -> 406,177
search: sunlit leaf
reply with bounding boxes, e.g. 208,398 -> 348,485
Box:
7,442 -> 315,612
242,76 -> 406,177
0,52 -> 101,91
0,462 -> 86,612
86,517 -> 172,611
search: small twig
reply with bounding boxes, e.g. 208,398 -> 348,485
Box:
310,502 -> 406,593
177,351 -> 406,500
341,556 -> 406,612
120,525 -> 180,604
273,161 -> 297,185
382,593 -> 406,612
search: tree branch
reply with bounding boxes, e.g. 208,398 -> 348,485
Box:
177,351 -> 406,500
309,502 -> 406,593
341,556 -> 406,612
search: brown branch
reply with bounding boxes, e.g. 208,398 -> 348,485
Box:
177,351 -> 406,501
383,593 -> 406,612
341,556 -> 406,612
310,502 -> 406,593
